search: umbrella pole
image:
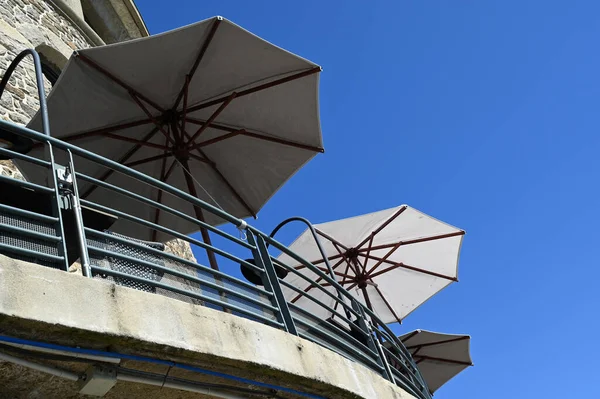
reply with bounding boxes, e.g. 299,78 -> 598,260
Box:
360,284 -> 384,341
178,157 -> 220,271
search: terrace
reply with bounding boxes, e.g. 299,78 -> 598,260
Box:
0,49 -> 431,399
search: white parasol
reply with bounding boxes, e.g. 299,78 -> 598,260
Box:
277,205 -> 464,323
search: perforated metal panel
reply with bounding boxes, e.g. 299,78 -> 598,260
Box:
88,232 -> 165,293
0,211 -> 61,269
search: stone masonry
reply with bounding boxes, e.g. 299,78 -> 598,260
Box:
0,0 -> 90,178
0,0 -> 196,263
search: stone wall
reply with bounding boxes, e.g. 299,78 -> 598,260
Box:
0,0 -> 90,178
0,0 -> 90,123
0,0 -> 196,263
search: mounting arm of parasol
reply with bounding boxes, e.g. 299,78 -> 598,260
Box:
268,217 -> 352,320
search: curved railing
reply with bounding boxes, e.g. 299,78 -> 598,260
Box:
0,50 -> 432,399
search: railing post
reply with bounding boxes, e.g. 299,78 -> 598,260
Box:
352,299 -> 393,382
63,150 -> 92,277
0,49 -> 70,272
266,217 -> 352,320
247,232 -> 297,335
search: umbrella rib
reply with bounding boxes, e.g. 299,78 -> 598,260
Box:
81,125 -> 162,198
184,66 -> 321,114
172,17 -> 222,111
293,253 -> 343,271
411,355 -> 473,366
102,133 -> 170,151
289,257 -> 345,304
189,130 -> 244,150
362,234 -> 375,273
363,241 -> 403,277
188,152 -> 215,166
187,92 -> 237,144
367,261 -> 458,282
240,131 -> 324,153
180,75 -> 190,134
76,53 -> 164,113
176,126 -> 255,217
290,274 -> 325,304
356,206 -> 408,250
405,336 -> 470,350
31,118 -> 155,149
372,283 -> 403,324
401,331 -> 420,343
358,231 -> 466,253
124,152 -> 172,168
129,92 -> 176,146
331,242 -> 359,275
314,228 -> 349,251
185,118 -> 324,153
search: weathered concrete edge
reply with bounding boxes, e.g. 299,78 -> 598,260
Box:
0,255 -> 415,399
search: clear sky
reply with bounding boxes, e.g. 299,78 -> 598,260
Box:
136,1 -> 600,398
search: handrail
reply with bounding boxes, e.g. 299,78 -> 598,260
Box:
267,217 -> 351,320
0,49 -> 432,399
0,121 -> 246,229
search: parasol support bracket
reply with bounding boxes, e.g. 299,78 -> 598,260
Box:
55,164 -> 75,210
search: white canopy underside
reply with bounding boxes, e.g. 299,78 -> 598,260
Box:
399,330 -> 472,393
19,16 -> 322,241
277,205 -> 464,324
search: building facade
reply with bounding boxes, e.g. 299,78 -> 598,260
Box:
0,0 -> 197,260
0,0 -> 147,179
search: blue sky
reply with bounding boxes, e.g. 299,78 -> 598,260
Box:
137,2 -> 600,398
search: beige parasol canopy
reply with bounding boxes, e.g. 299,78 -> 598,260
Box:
399,330 -> 473,394
277,205 -> 465,323
19,16 -> 323,269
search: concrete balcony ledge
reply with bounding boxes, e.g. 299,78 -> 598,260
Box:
0,254 -> 415,399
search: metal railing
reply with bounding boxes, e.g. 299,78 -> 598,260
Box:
0,50 -> 432,399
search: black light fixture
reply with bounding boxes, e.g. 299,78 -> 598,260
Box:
240,258 -> 289,286
0,128 -> 34,160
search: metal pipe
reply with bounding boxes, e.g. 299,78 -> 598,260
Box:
266,217 -> 351,319
0,203 -> 58,223
0,351 -> 80,381
85,228 -> 269,296
0,121 -> 246,229
89,265 -> 282,327
0,243 -> 64,262
76,171 -> 251,249
0,223 -> 61,242
1,341 -> 120,364
0,146 -> 50,166
279,276 -> 360,322
67,150 -> 91,277
0,174 -> 54,193
86,246 -> 277,312
0,335 -> 326,399
80,199 -> 249,266
250,233 -> 297,335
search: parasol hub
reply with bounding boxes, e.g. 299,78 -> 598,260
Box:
357,280 -> 368,289
173,146 -> 190,161
344,247 -> 359,260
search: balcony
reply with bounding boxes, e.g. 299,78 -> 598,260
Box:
0,51 -> 432,398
